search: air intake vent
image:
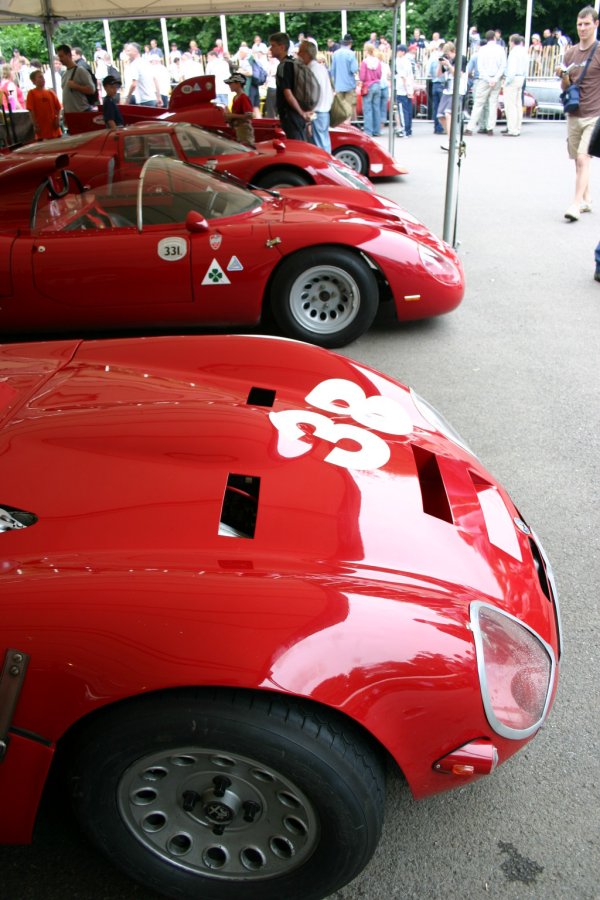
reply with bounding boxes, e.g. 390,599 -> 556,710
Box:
247,387 -> 276,408
412,447 -> 453,523
528,537 -> 551,601
219,474 -> 260,539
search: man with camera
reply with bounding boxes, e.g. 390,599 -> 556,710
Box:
559,6 -> 600,222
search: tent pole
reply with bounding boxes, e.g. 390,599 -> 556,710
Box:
388,3 -> 399,158
442,0 -> 469,245
160,17 -> 169,62
103,19 -> 112,60
220,14 -> 228,54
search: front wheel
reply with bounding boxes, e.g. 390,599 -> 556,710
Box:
68,690 -> 386,900
270,247 -> 379,347
332,145 -> 369,174
254,169 -> 312,189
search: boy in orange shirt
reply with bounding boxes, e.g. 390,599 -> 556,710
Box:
223,73 -> 255,144
26,70 -> 62,140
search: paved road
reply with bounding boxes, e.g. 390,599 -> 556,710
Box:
2,120 -> 599,900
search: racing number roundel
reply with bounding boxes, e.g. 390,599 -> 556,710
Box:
269,378 -> 413,471
158,237 -> 188,261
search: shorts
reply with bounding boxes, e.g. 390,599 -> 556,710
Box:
567,114 -> 599,158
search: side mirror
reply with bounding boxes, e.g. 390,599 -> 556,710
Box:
185,210 -> 209,233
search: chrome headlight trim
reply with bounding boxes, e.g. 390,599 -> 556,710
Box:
410,389 -> 473,455
470,601 -> 557,741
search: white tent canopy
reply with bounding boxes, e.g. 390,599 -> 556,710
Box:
0,0 -> 399,26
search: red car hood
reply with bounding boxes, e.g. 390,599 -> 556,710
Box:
274,186 -> 454,254
0,335 -> 545,618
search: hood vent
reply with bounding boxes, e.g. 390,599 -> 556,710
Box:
219,474 -> 260,539
411,447 -> 453,524
247,386 -> 276,408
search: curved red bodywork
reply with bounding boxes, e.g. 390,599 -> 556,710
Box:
63,76 -> 408,179
4,121 -> 373,193
0,335 -> 560,843
0,156 -> 463,338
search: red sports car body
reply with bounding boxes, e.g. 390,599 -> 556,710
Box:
0,155 -> 463,347
0,334 -> 560,900
63,76 -> 408,179
4,121 -> 373,192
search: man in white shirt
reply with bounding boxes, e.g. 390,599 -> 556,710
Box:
502,34 -> 528,136
123,43 -> 163,107
298,40 -> 332,152
465,30 -> 506,134
205,50 -> 231,106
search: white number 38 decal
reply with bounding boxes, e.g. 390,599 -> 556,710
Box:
269,378 -> 412,471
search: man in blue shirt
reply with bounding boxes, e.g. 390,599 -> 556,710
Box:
331,34 -> 358,120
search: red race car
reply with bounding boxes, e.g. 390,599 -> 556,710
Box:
63,75 -> 408,179
0,155 -> 463,347
0,333 -> 561,900
5,121 -> 373,193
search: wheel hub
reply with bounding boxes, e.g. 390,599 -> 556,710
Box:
118,747 -> 319,879
289,264 -> 361,335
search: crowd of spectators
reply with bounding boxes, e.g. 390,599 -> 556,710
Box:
0,23 -> 572,147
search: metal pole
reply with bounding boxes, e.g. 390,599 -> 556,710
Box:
220,14 -> 228,54
525,0 -> 533,49
160,18 -> 169,63
44,25 -> 56,90
442,0 -> 469,245
103,19 -> 112,60
388,4 -> 399,158
341,10 -> 347,38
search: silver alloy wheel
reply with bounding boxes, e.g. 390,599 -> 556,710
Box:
287,264 -> 362,335
332,147 -> 366,173
117,746 -> 319,880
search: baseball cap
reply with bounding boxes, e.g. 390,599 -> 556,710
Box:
342,33 -> 353,43
397,43 -> 408,52
102,75 -> 122,87
224,72 -> 246,85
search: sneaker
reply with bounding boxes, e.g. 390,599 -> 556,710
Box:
564,205 -> 580,221
580,202 -> 592,213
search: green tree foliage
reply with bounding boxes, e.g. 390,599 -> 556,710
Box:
0,24 -> 45,60
1,3 -> 580,67
417,0 -> 575,43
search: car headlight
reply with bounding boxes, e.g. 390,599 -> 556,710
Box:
471,602 -> 556,739
410,389 -> 472,454
329,164 -> 371,192
418,243 -> 461,284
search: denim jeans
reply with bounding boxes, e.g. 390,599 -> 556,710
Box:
310,110 -> 331,154
398,94 -> 413,136
363,83 -> 381,136
379,86 -> 389,127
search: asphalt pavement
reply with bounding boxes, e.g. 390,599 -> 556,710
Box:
1,119 -> 599,900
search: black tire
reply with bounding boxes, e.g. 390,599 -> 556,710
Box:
68,689 -> 385,900
332,145 -> 369,175
270,247 -> 379,348
254,169 -> 312,189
